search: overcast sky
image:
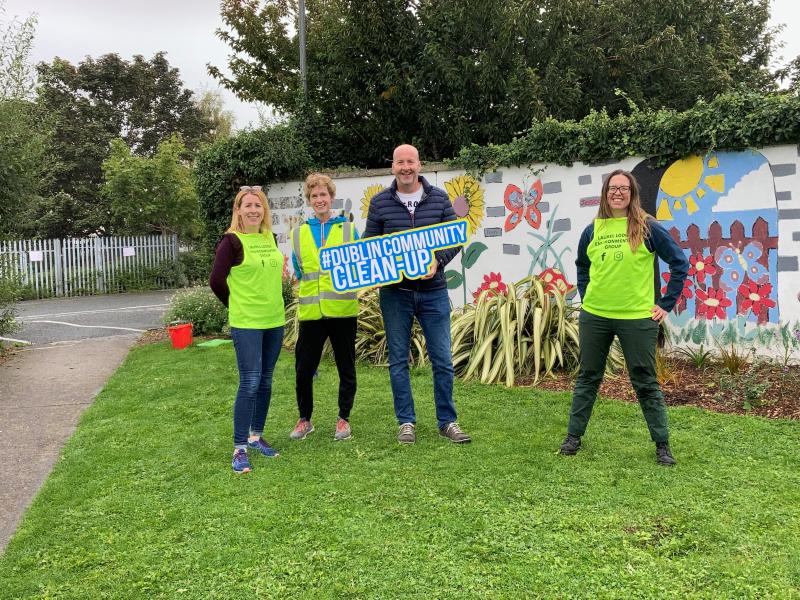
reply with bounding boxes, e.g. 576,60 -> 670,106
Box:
4,0 -> 800,131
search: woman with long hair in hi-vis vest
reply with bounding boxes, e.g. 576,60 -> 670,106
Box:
559,169 -> 689,466
210,186 -> 286,473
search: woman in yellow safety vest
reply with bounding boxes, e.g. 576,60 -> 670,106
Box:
210,186 -> 285,473
290,173 -> 359,441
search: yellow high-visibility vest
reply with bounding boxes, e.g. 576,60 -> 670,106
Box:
292,221 -> 358,321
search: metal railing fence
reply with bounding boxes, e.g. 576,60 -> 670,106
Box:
0,235 -> 179,298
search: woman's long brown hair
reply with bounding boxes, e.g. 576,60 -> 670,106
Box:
597,169 -> 651,252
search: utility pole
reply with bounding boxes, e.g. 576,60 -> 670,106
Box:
299,0 -> 307,99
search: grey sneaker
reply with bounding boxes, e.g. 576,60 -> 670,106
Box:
439,422 -> 471,443
289,419 -> 314,440
656,442 -> 676,466
397,422 -> 416,444
334,417 -> 352,441
559,434 -> 582,455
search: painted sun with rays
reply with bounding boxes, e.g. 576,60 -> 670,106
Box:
656,154 -> 725,221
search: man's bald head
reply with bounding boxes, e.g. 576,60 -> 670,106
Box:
392,144 -> 422,193
393,144 -> 419,162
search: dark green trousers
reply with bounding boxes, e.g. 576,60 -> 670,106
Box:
567,310 -> 669,443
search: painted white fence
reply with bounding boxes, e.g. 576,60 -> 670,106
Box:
0,235 -> 179,298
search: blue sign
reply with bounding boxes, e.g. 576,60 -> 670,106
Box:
318,220 -> 469,292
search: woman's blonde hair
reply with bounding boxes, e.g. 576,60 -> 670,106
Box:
598,169 -> 651,252
226,187 -> 272,234
304,173 -> 336,202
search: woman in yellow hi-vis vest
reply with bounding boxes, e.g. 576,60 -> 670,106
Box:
559,170 -> 689,466
210,186 -> 285,474
290,173 -> 359,441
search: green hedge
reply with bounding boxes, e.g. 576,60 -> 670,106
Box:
452,90 -> 800,173
195,124 -> 312,245
194,124 -> 313,248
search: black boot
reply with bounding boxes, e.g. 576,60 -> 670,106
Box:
559,434 -> 582,455
656,442 -> 676,466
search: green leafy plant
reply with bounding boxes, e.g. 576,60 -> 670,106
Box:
717,339 -> 753,377
655,346 -> 681,387
0,256 -> 22,337
454,91 -> 800,173
674,343 -> 714,369
282,288 -> 426,367
717,362 -> 771,411
107,259 -> 187,293
283,293 -> 299,349
450,275 -> 621,386
353,289 -> 427,367
178,246 -> 213,286
163,287 -> 228,336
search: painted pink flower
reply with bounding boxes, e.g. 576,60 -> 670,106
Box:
695,287 -> 732,320
688,254 -> 717,285
472,272 -> 507,301
737,281 -> 776,316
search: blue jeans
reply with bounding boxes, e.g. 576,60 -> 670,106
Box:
379,287 -> 457,428
230,326 -> 284,446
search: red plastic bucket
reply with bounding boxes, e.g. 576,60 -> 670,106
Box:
167,323 -> 193,349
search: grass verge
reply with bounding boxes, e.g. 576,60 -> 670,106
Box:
1,342 -> 798,598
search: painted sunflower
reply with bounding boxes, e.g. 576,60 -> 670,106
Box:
444,175 -> 485,235
360,184 -> 385,219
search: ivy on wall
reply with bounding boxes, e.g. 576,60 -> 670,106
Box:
451,90 -> 800,174
194,124 -> 313,246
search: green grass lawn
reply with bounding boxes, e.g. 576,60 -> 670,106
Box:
1,342 -> 798,599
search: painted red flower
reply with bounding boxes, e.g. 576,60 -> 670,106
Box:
688,254 -> 717,285
737,281 -> 776,316
694,286 -> 732,320
539,267 -> 573,295
472,272 -> 507,301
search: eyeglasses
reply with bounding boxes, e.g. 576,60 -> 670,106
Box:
607,186 -> 631,194
239,185 -> 262,192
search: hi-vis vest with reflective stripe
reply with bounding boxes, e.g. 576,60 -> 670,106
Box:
293,221 -> 358,320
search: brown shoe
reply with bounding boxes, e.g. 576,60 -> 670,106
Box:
439,422 -> 471,443
397,422 -> 416,444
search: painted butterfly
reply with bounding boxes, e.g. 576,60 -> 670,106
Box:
713,241 -> 768,292
504,180 -> 543,232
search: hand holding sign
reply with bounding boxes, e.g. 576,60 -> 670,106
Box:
318,220 -> 469,292
421,259 -> 438,280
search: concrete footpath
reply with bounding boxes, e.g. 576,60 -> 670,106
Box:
0,335 -> 138,552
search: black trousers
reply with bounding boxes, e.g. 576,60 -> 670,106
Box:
295,317 -> 357,421
567,310 -> 669,443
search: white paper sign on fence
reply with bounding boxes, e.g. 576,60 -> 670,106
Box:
122,247 -> 136,257
28,250 -> 44,262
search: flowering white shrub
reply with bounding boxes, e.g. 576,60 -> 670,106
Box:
163,287 -> 228,336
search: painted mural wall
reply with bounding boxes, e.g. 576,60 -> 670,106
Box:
266,145 -> 800,353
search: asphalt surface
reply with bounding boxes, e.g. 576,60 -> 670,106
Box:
6,289 -> 175,345
0,290 -> 176,553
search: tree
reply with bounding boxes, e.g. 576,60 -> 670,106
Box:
0,2 -> 48,239
34,53 -> 214,236
211,0 -> 785,168
102,136 -> 200,239
0,0 -> 36,101
195,87 -> 236,140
